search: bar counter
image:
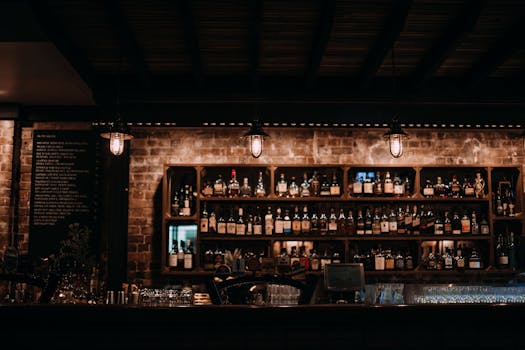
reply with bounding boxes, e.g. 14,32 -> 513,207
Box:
2,303 -> 523,349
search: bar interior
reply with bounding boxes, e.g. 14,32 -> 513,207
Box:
0,1 -> 524,348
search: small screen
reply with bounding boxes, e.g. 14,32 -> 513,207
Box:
324,263 -> 365,292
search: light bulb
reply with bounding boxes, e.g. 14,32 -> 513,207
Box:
388,134 -> 403,158
109,132 -> 125,156
250,135 -> 263,158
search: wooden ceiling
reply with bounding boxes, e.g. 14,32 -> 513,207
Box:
2,0 -> 525,125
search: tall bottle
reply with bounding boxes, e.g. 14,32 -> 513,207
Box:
178,240 -> 186,268
328,208 -> 338,235
383,171 -> 394,195
288,176 -> 299,197
508,232 -> 518,270
364,208 -> 373,235
226,208 -> 237,234
330,172 -> 341,196
319,209 -> 328,235
200,203 -> 209,233
236,207 -> 246,235
276,173 -> 288,197
310,171 -> 320,196
292,206 -> 302,235
255,171 -> 266,197
228,169 -> 240,197
274,207 -> 284,234
183,240 -> 193,270
214,174 -> 226,196
217,212 -> 226,234
264,206 -> 274,235
168,239 -> 178,268
301,205 -> 311,234
283,209 -> 292,235
496,234 -> 508,269
356,210 -> 365,235
240,177 -> 252,197
300,172 -> 311,197
319,174 -> 331,196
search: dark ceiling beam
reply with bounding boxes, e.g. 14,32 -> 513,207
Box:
409,0 -> 484,89
27,0 -> 101,104
249,0 -> 263,90
104,0 -> 151,89
178,0 -> 203,86
305,0 -> 336,89
358,0 -> 412,89
463,16 -> 525,88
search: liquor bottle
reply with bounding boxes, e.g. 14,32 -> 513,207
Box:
384,249 -> 395,270
319,174 -> 331,196
276,173 -> 288,197
383,171 -> 394,195
264,206 -> 274,235
419,205 -> 428,234
171,190 -> 180,216
463,176 -> 475,197
474,172 -> 485,199
217,212 -> 226,234
290,246 -> 300,269
395,251 -> 405,270
300,172 -> 311,197
451,211 -> 461,235
496,234 -> 508,269
283,209 -> 292,235
460,211 -> 471,234
374,248 -> 385,271
434,211 -> 444,235
508,232 -> 517,270
450,175 -> 461,198
423,178 -> 434,198
364,208 -> 373,235
443,211 -> 452,235
184,240 -> 193,270
246,212 -> 253,235
393,174 -> 404,197
320,249 -> 332,269
330,172 -> 341,196
426,248 -> 435,270
253,206 -> 263,235
425,206 -> 435,234
276,248 -> 291,271
412,204 -> 420,235
292,206 -> 302,235
208,210 -> 217,233
352,175 -> 363,196
236,207 -> 246,235
444,248 -> 454,270
319,210 -> 328,235
274,207 -> 284,234
388,209 -> 397,234
434,176 -> 447,197
405,250 -> 414,270
470,211 -> 479,235
356,209 -> 365,235
214,174 -> 226,196
363,173 -> 374,196
346,210 -> 356,235
310,171 -> 320,196
468,247 -> 481,269
310,249 -> 320,271
200,203 -> 209,233
455,244 -> 465,270
228,169 -> 240,197
380,209 -> 389,234
240,177 -> 252,197
328,208 -> 338,235
310,211 -> 319,235
373,171 -> 383,196
404,176 -> 412,197
168,239 -> 178,268
288,176 -> 299,197
434,247 -> 443,270
404,204 -> 413,234
177,240 -> 186,268
299,246 -> 310,270
255,171 -> 266,197
331,252 -> 342,264
226,208 -> 237,235
480,215 -> 489,235
396,206 -> 405,234
301,205 -> 311,234
372,208 -> 381,235
181,185 -> 192,216
337,208 -> 346,234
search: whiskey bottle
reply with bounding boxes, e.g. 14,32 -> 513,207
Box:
443,211 -> 452,235
393,174 -> 404,197
319,210 -> 328,235
264,206 -> 274,235
496,234 -> 508,269
181,185 -> 192,216
383,171 -> 394,195
208,210 -> 217,233
283,209 -> 292,235
177,240 -> 186,268
412,205 -> 420,235
202,179 -> 213,197
404,204 -> 413,234
480,215 -> 489,235
300,172 -> 311,197
239,177 -> 252,197
380,209 -> 389,234
171,190 -> 180,216
328,208 -> 338,235
330,172 -> 341,196
274,207 -> 284,234
352,175 -> 363,196
226,208 -> 237,235
288,176 -> 299,197
460,211 -> 471,234
331,252 -> 342,264
337,208 -> 347,234
455,244 -> 465,270
290,246 -> 300,270
253,207 -> 263,235
200,203 -> 209,233
423,178 -> 434,198
320,249 -> 332,270
300,205 -> 311,234
310,249 -> 320,271
213,174 -> 226,196
228,169 -> 240,197
346,210 -> 356,235
373,171 -> 383,196
168,240 -> 178,268
452,211 -> 461,235
388,209 -> 397,234
372,208 -> 381,235
384,249 -> 395,270
299,246 -> 310,270
434,176 -> 447,197
217,212 -> 226,234
255,171 -> 266,197
444,248 -> 454,270
356,210 -> 365,235
450,175 -> 462,198
463,176 -> 475,197
310,171 -> 320,196
184,240 -> 193,270
374,248 -> 385,271
470,211 -> 479,235
310,211 -> 319,235
319,174 -> 331,196
508,232 -> 517,270
363,174 -> 374,196
292,206 -> 302,235
276,173 -> 288,197
364,208 -> 373,235
395,251 -> 405,270
468,247 -> 481,269
396,207 -> 406,234
236,207 -> 246,235
434,211 -> 444,235
405,250 -> 414,270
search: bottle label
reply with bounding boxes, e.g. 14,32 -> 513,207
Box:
301,220 -> 311,233
364,183 -> 373,194
277,183 -> 287,194
227,223 -> 236,234
405,215 -> 412,226
423,187 -> 434,196
394,184 -> 404,195
311,258 -> 320,271
214,183 -> 224,194
283,221 -> 292,233
499,256 -> 509,265
353,183 -> 362,194
182,207 -> 191,216
389,221 -> 397,232
217,223 -> 226,234
253,224 -> 262,235
184,255 -> 193,269
434,223 -> 444,235
168,254 -> 178,267
385,259 -> 395,270
292,221 -> 301,233
384,183 -> 394,194
208,217 -> 216,232
461,219 -> 471,233
328,222 -> 338,231
380,221 -> 389,233
469,260 -> 481,269
330,186 -> 340,196
375,256 -> 385,270
464,187 -> 474,196
236,223 -> 246,235
481,225 -> 489,234
200,218 -> 209,233
274,221 -> 284,234
289,188 -> 299,197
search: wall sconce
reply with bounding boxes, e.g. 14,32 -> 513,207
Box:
384,118 -> 408,158
243,119 -> 269,158
100,117 -> 133,156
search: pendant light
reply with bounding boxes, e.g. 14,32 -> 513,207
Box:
384,42 -> 407,158
243,107 -> 269,158
100,55 -> 133,156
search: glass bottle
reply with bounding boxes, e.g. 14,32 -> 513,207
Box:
496,234 -> 508,269
310,171 -> 320,196
443,211 -> 452,235
423,178 -> 434,198
364,208 -> 373,235
434,211 -> 444,235
310,211 -> 319,235
468,247 -> 481,269
508,232 -> 517,270
372,208 -> 381,235
255,171 -> 266,197
373,171 -> 383,196
396,206 -> 405,234
380,209 -> 390,234
444,248 -> 454,270
480,215 -> 489,235
183,240 -> 193,270
455,244 -> 465,270
363,173 -> 374,196
470,210 -> 479,235
283,209 -> 292,235
200,203 -> 209,233
388,209 -> 397,234
177,240 -> 186,269
383,171 -> 393,195
463,176 -> 475,197
374,247 -> 385,271
274,207 -> 284,234
217,212 -> 226,234
276,173 -> 288,197
474,172 -> 485,199
310,249 -> 320,271
300,172 -> 311,197
253,206 -> 263,235
168,239 -> 178,268
236,207 -> 246,235
301,205 -> 311,234
460,211 -> 471,234
356,209 -> 365,235
412,204 -> 420,235
393,174 -> 404,197
434,176 -> 446,197
299,246 -> 309,270
228,169 -> 240,197
320,174 -> 331,196
319,210 -> 328,235
384,249 -> 395,270
240,177 -> 252,197
201,179 -> 213,197
288,176 -> 299,197
404,204 -> 412,235
450,175 -> 461,198
330,171 -> 341,196
352,175 -> 363,197
328,208 -> 338,235
452,211 -> 461,235
346,210 -> 356,235
264,206 -> 274,235
213,174 -> 226,196
395,251 -> 405,270
292,206 -> 301,235
226,208 -> 237,235
337,208 -> 346,234
405,250 -> 414,270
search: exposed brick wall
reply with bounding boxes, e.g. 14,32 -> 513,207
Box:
0,121 -> 14,251
128,127 -> 525,285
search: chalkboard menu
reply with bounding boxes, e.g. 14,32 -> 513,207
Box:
29,130 -> 98,260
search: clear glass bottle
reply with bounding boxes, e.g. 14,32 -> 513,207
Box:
264,206 -> 274,235
276,173 -> 288,197
288,176 -> 299,197
239,177 -> 252,197
300,172 -> 311,197
292,205 -> 302,235
301,205 -> 311,234
255,171 -> 266,197
213,174 -> 226,196
168,239 -> 178,268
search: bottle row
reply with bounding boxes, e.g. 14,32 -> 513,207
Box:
199,204 -> 491,236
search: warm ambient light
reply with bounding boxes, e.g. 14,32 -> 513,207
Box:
384,118 -> 408,158
100,119 -> 133,156
243,121 -> 269,158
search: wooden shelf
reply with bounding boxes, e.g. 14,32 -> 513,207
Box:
164,214 -> 198,221
492,215 -> 523,222
199,196 -> 490,203
198,234 -> 492,241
